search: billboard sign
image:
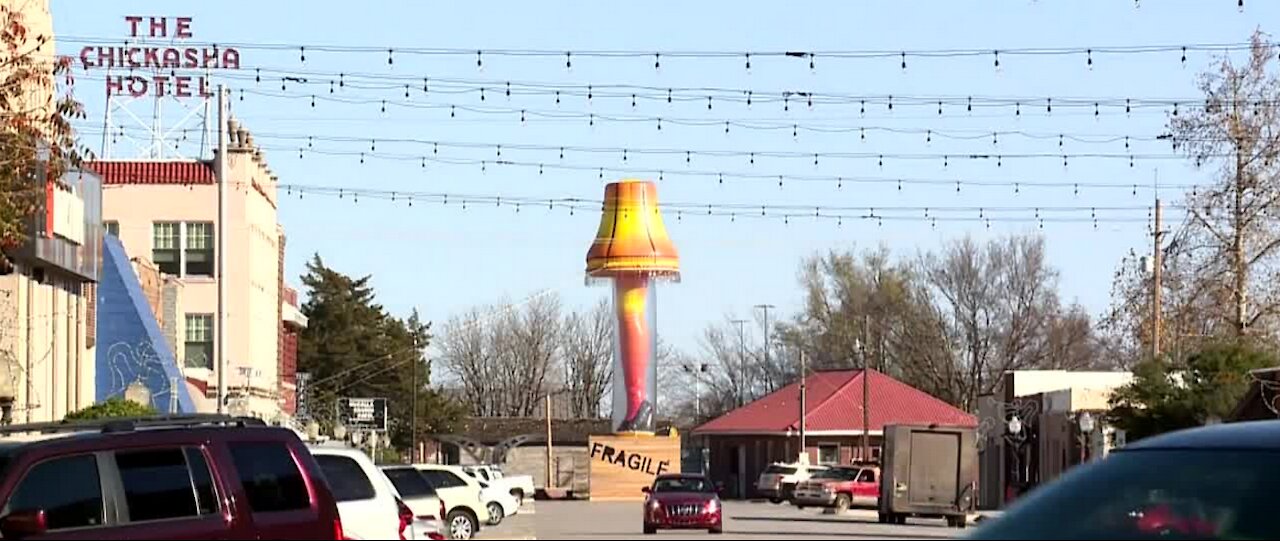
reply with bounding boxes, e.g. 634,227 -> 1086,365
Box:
338,397 -> 388,432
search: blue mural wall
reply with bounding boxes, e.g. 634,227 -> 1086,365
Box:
96,235 -> 195,413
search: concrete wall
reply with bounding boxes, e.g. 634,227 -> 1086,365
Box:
458,445 -> 590,492
0,268 -> 94,423
1007,371 -> 1134,400
130,257 -> 162,323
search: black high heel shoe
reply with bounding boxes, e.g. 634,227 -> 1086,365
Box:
617,401 -> 655,432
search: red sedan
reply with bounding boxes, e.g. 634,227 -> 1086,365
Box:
642,474 -> 724,535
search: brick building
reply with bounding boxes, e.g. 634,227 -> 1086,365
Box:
692,369 -> 976,499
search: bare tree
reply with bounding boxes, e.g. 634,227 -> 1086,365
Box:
904,233 -> 1096,411
437,293 -> 563,417
561,299 -> 613,418
1169,31 -> 1280,337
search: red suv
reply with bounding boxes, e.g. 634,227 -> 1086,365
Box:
0,415 -> 342,540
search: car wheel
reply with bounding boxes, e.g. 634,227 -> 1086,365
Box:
447,510 -> 477,540
896,514 -> 907,525
834,494 -> 851,514
769,498 -> 783,504
511,489 -> 525,504
487,502 -> 505,526
643,523 -> 657,535
709,525 -> 723,534
878,512 -> 889,524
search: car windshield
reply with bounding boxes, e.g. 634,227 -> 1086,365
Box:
812,468 -> 858,480
971,449 -> 1280,540
764,465 -> 796,475
653,477 -> 714,493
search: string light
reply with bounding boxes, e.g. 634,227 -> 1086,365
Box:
387,48 -> 394,65
565,52 -> 572,70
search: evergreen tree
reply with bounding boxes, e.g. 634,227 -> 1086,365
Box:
298,255 -> 463,453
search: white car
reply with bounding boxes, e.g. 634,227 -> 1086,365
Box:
309,444 -> 446,540
476,478 -> 521,525
463,464 -> 537,504
384,464 -> 491,540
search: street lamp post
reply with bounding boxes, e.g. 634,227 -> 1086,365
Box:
683,363 -> 708,419
1077,412 -> 1095,464
1006,414 -> 1026,499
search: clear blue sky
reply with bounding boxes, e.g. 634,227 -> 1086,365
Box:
51,0 -> 1278,354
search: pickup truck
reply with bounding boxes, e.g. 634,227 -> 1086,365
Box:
791,465 -> 880,513
462,464 -> 537,504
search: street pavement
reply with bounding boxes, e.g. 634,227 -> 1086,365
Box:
480,500 -> 965,540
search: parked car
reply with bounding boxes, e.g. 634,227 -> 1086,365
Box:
475,478 -> 520,525
755,462 -> 827,503
791,465 -> 880,512
0,414 -> 342,540
642,473 -> 724,535
383,464 -> 490,540
462,464 -> 536,504
968,420 -> 1280,539
308,443 -> 445,540
381,466 -> 451,540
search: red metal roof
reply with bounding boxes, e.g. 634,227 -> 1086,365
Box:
89,160 -> 215,185
692,369 -> 976,435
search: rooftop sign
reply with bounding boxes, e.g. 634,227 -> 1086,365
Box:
78,16 -> 241,98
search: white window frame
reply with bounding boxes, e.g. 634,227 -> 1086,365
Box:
184,314 -> 214,369
151,221 -> 215,278
817,444 -> 840,465
183,222 -> 214,277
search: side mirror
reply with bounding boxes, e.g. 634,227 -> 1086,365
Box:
641,486 -> 652,494
715,482 -> 726,495
0,509 -> 47,539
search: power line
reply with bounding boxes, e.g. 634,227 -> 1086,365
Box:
60,63 -> 1276,111
61,35 -> 1267,64
273,182 -> 1180,232
81,128 -> 1197,194
84,123 -> 1185,164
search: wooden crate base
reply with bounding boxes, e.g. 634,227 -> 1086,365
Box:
588,433 -> 681,501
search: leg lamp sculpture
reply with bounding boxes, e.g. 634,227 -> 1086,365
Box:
585,180 -> 680,434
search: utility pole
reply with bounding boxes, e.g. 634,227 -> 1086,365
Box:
545,393 -> 554,488
411,333 -> 419,463
215,85 -> 228,415
799,350 -> 807,462
1153,197 -> 1164,359
858,335 -> 871,463
730,319 -> 748,407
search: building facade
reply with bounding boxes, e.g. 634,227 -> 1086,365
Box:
0,0 -> 103,424
92,120 -> 298,418
692,369 -> 977,499
976,370 -> 1133,510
